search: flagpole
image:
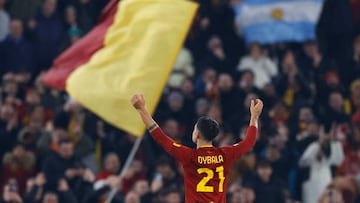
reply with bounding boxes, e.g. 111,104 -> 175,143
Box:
106,136 -> 143,203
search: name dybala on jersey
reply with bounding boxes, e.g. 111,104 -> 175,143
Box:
150,126 -> 257,203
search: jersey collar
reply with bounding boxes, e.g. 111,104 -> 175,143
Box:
198,145 -> 214,148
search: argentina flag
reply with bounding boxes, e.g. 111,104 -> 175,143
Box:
235,0 -> 324,44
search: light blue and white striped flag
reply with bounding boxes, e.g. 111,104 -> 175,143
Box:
235,0 -> 324,44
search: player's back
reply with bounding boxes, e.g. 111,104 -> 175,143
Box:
182,146 -> 235,203
149,126 -> 257,203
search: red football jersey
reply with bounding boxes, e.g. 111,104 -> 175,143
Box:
150,125 -> 257,203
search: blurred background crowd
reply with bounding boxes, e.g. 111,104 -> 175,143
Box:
1,0 -> 360,203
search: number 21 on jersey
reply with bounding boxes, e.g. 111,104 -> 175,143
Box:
196,166 -> 225,192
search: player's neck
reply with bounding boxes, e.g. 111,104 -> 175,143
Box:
197,139 -> 213,149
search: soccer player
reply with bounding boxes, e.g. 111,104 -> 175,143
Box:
131,94 -> 263,203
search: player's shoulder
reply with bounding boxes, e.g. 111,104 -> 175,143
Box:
218,145 -> 237,151
216,145 -> 238,156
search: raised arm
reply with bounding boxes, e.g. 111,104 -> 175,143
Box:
131,94 -> 191,162
249,99 -> 262,128
224,99 -> 263,161
131,94 -> 159,130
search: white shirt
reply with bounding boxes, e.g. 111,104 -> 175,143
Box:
237,56 -> 278,89
0,10 -> 10,41
167,48 -> 194,88
299,141 -> 344,203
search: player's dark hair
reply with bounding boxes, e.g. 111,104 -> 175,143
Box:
196,116 -> 219,141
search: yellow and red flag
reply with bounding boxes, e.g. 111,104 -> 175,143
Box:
43,0 -> 198,136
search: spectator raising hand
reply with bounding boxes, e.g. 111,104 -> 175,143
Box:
2,184 -> 23,203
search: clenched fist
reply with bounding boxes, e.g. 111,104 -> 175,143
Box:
131,94 -> 146,110
250,99 -> 263,118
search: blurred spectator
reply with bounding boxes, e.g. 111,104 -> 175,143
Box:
316,70 -> 346,116
62,5 -> 82,49
0,19 -> 34,74
228,183 -> 255,203
34,73 -> 63,110
179,79 -> 197,126
28,0 -> 65,74
298,125 -> 344,203
318,185 -> 345,203
97,153 -> 121,180
124,191 -> 140,203
1,143 -> 35,195
36,126 -> 67,162
42,192 -> 59,203
317,0 -> 353,64
55,100 -> 97,172
292,106 -> 316,139
195,98 -> 210,118
159,188 -> 183,203
263,135 -> 290,183
23,173 -> 46,203
131,179 -> 150,203
67,27 -> 82,45
0,102 -> 19,160
156,92 -> 187,126
198,36 -> 232,74
338,121 -> 360,177
1,181 -> 23,203
243,160 -> 286,203
17,113 -> 48,153
351,79 -> 360,110
349,36 -> 360,84
298,40 -> 330,82
84,175 -> 123,203
7,0 -> 41,22
0,0 -> 9,41
162,119 -> 182,144
238,70 -> 261,97
60,98 -> 98,142
121,160 -> 147,195
296,119 -> 319,153
41,139 -> 84,190
194,68 -> 218,99
275,50 -> 313,109
322,92 -> 349,131
352,0 -> 360,35
150,157 -> 182,194
261,83 -> 277,109
55,179 -> 77,203
72,0 -> 99,34
228,151 -> 256,185
64,5 -> 78,30
168,48 -> 194,89
217,73 -> 241,131
268,101 -> 290,126
237,43 -> 278,89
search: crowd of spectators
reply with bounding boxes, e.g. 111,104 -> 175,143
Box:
1,0 -> 360,203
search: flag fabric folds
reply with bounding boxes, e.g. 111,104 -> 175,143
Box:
44,0 -> 198,136
234,0 -> 323,44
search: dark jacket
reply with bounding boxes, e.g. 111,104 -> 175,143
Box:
29,10 -> 65,72
41,153 -> 82,190
0,36 -> 34,74
243,174 -> 286,203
